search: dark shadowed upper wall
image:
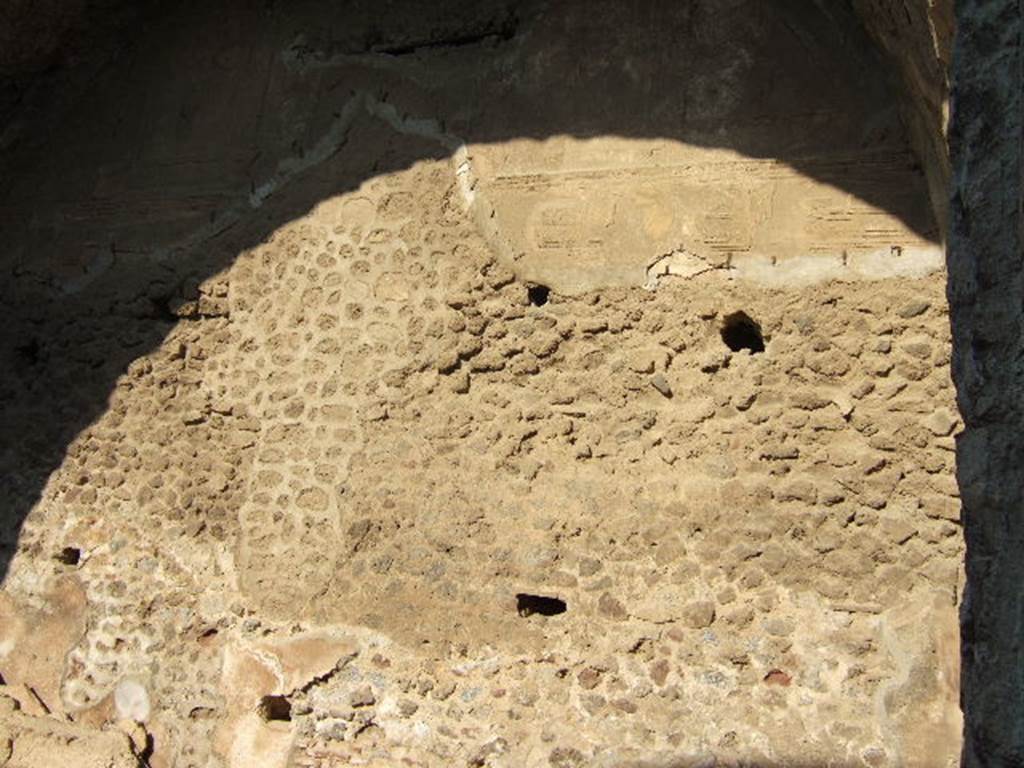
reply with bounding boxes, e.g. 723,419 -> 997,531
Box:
852,0 -> 954,238
0,0 -> 87,77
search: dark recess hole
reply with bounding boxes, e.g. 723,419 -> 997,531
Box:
527,284 -> 550,307
150,296 -> 179,323
197,627 -> 218,643
370,12 -> 519,56
56,546 -> 81,566
15,338 -> 40,365
721,311 -> 765,353
764,669 -> 792,686
516,593 -> 567,617
258,695 -> 292,722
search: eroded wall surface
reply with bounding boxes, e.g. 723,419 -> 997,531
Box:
0,2 -> 967,766
948,1 -> 1024,765
852,0 -> 954,236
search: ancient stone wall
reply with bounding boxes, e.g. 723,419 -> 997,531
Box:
0,1 -> 985,766
948,1 -> 1024,765
0,0 -> 86,77
2,162 -> 964,765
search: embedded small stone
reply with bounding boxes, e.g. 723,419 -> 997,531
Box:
549,746 -> 587,768
397,699 -> 419,717
763,618 -> 794,637
598,593 -> 628,621
450,371 -> 471,394
649,659 -> 671,686
901,338 -> 933,359
612,697 -> 638,713
577,667 -> 602,690
681,600 -> 715,629
349,685 -> 376,708
925,408 -> 958,436
114,678 -> 151,723
650,373 -> 673,398
432,680 -> 456,701
898,300 -> 930,318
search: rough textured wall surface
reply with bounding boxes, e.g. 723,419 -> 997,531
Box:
948,0 -> 1024,765
0,1 -> 967,766
0,0 -> 134,80
0,0 -> 86,77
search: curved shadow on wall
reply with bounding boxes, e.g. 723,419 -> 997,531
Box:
0,0 -> 940,579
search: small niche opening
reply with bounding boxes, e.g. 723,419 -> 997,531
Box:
197,627 -> 218,645
56,546 -> 81,566
516,593 -> 567,617
527,284 -> 550,307
721,311 -> 765,354
15,339 -> 40,366
763,669 -> 792,686
258,695 -> 292,722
